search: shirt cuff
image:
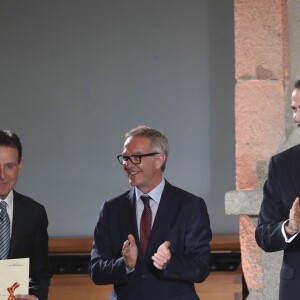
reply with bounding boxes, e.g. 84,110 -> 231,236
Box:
125,266 -> 135,273
282,219 -> 300,243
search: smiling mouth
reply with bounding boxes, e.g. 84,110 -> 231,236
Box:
128,171 -> 139,176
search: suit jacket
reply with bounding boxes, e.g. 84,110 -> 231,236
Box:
89,180 -> 212,300
255,144 -> 300,300
8,191 -> 51,300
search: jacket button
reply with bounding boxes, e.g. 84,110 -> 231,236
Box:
141,274 -> 148,279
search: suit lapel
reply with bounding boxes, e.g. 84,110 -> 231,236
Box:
144,181 -> 174,259
8,191 -> 23,258
285,145 -> 300,197
126,189 -> 147,263
127,189 -> 139,236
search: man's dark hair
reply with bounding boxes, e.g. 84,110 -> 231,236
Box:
0,130 -> 22,162
294,80 -> 300,89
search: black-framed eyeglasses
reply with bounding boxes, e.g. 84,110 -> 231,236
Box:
117,152 -> 160,165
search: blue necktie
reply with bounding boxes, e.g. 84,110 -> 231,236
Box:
0,201 -> 10,259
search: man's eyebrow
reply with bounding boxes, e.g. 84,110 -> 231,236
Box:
123,152 -> 143,156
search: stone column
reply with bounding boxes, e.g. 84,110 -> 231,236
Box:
224,0 -> 300,299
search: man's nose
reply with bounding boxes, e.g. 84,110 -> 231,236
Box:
124,159 -> 134,168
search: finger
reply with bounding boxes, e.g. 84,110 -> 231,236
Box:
152,256 -> 163,267
291,204 -> 300,221
122,239 -> 131,255
295,198 -> 300,212
128,234 -> 136,246
164,241 -> 171,249
121,241 -> 128,253
153,261 -> 162,269
156,251 -> 168,260
292,197 -> 300,209
158,241 -> 170,254
123,239 -> 130,248
153,253 -> 168,265
290,201 -> 298,216
15,296 -> 33,300
152,256 -> 165,270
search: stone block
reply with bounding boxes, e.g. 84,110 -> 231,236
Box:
235,81 -> 285,189
240,216 -> 263,291
235,0 -> 288,80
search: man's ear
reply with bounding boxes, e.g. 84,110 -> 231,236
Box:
155,153 -> 166,170
18,159 -> 23,173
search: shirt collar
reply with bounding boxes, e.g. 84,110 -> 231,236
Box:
0,190 -> 13,209
135,178 -> 165,205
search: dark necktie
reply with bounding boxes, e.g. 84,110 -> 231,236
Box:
0,201 -> 10,259
140,195 -> 152,257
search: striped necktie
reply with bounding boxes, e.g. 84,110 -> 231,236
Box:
140,195 -> 152,257
0,201 -> 10,259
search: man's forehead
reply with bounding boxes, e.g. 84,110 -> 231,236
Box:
123,136 -> 152,151
124,136 -> 151,145
292,88 -> 300,103
292,88 -> 300,97
0,145 -> 18,153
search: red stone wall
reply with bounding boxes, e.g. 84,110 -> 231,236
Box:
234,0 -> 289,292
234,0 -> 288,190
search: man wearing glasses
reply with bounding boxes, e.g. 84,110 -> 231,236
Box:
89,126 -> 212,300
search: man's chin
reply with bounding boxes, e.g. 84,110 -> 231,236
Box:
128,178 -> 138,187
0,192 -> 9,200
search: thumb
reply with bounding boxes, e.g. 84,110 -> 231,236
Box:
128,234 -> 136,246
164,241 -> 171,249
292,197 -> 300,210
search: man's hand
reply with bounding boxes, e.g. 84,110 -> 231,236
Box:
15,295 -> 38,300
152,241 -> 171,270
121,234 -> 138,269
285,197 -> 300,235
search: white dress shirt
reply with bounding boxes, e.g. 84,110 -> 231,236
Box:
282,219 -> 300,243
135,178 -> 165,238
1,190 -> 14,237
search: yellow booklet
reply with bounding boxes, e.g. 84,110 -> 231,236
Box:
0,258 -> 29,300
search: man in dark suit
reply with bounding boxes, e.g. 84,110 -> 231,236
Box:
89,126 -> 212,300
0,130 -> 50,300
255,80 -> 300,300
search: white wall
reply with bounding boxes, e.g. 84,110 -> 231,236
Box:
0,0 -> 237,236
